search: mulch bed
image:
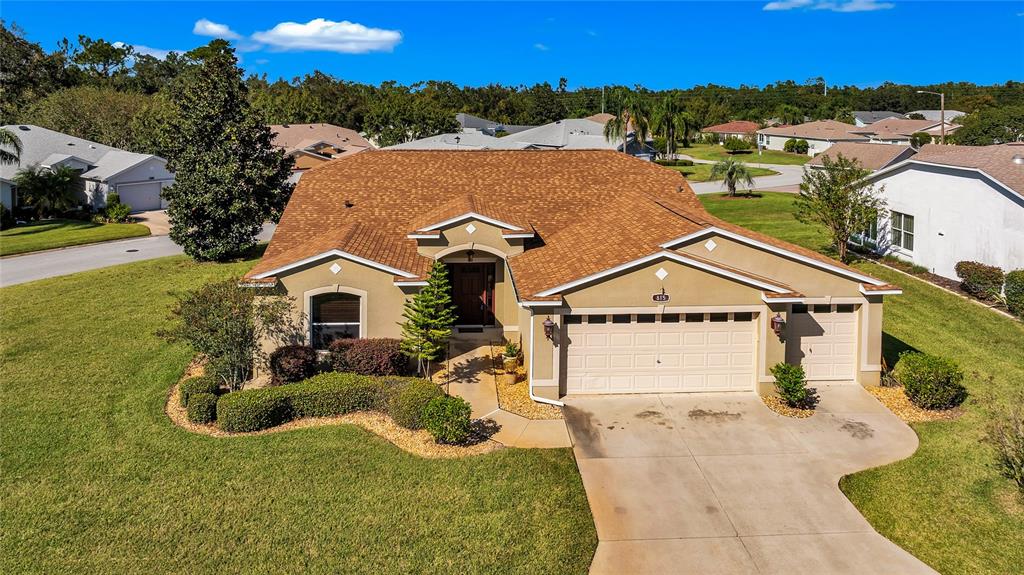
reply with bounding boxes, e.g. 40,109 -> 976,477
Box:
864,255 -> 1016,318
867,385 -> 962,424
490,345 -> 563,420
761,395 -> 815,419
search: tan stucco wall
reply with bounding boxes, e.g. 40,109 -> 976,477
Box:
762,302 -> 788,382
494,262 -> 519,329
858,298 -> 885,386
676,235 -> 864,296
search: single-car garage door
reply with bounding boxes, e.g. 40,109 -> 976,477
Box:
786,303 -> 857,380
116,182 -> 163,212
565,312 -> 757,394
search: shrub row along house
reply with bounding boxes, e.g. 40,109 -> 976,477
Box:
243,150 -> 901,404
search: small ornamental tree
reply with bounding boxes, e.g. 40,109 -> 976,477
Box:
399,261 -> 457,376
909,131 -> 933,148
795,153 -> 886,262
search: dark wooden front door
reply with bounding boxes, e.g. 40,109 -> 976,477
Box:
449,263 -> 494,326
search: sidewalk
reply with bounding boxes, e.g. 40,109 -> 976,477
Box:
445,339 -> 571,448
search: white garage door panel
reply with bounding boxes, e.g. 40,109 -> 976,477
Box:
117,182 -> 163,212
566,313 -> 757,394
787,305 -> 858,380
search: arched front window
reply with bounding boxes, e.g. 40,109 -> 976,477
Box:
311,292 -> 360,350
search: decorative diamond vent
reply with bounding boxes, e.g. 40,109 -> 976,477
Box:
655,267 -> 669,280
329,263 -> 342,275
704,239 -> 718,252
466,223 -> 477,235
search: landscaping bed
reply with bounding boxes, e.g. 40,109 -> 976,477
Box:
490,344 -> 563,420
761,394 -> 814,419
867,385 -> 962,424
0,218 -> 149,256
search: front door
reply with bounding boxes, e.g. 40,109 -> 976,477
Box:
449,263 -> 494,326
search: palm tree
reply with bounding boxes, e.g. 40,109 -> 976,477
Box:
651,96 -> 701,156
604,91 -> 651,155
13,165 -> 78,218
0,128 -> 23,166
710,157 -> 756,197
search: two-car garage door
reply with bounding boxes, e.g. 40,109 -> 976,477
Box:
565,312 -> 757,394
116,182 -> 163,212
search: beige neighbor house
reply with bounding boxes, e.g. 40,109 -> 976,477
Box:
243,150 -> 901,404
756,120 -> 867,156
269,123 -> 373,172
849,118 -> 960,146
701,120 -> 760,143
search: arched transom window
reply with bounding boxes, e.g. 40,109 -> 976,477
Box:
311,292 -> 361,349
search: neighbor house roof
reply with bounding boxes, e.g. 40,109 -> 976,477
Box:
756,120 -> 867,142
702,121 -> 760,134
853,111 -> 902,124
456,112 -> 534,135
807,142 -> 917,171
584,113 -> 616,125
387,131 -> 506,150
269,123 -> 372,158
0,125 -> 162,183
906,110 -> 966,123
849,118 -> 957,141
387,118 -> 624,152
876,143 -> 1024,199
246,150 -> 885,298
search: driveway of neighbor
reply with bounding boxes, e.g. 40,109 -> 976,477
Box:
564,385 -> 937,575
0,222 -> 276,287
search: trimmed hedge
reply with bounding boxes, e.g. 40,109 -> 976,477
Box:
954,261 -> 1004,300
423,395 -> 473,444
268,344 -> 320,385
187,392 -> 218,424
215,373 -> 435,433
1005,270 -> 1024,317
388,379 -> 445,430
328,338 -> 410,376
654,159 -> 694,167
179,376 -> 220,407
893,352 -> 967,410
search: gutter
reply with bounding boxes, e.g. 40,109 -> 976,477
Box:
528,314 -> 565,407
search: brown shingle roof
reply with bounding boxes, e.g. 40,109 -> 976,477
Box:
247,149 -> 882,296
807,142 -> 916,171
270,123 -> 373,154
409,193 -> 531,232
757,120 -> 866,142
702,121 -> 760,134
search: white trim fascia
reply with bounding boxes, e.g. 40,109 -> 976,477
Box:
252,249 -> 417,279
406,233 -> 440,239
859,285 -> 902,296
91,155 -> 166,183
394,280 -> 428,287
761,294 -> 804,304
500,233 -> 536,239
535,250 -> 791,298
565,305 -> 763,315
417,212 -> 524,232
866,160 -> 1024,202
660,227 -> 886,286
521,300 -> 562,307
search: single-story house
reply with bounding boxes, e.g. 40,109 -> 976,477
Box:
905,109 -> 966,123
807,142 -> 917,172
858,143 -> 1024,280
756,120 -> 867,156
0,125 -> 173,212
270,123 -> 373,172
701,121 -> 760,143
850,118 -> 960,146
852,111 -> 902,127
456,112 -> 534,136
243,150 -> 901,404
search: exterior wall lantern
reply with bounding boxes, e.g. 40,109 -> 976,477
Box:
543,316 -> 556,340
770,313 -> 786,337
465,250 -> 475,262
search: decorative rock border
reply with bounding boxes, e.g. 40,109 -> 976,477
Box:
761,394 -> 815,419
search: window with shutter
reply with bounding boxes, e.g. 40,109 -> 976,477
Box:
311,293 -> 361,349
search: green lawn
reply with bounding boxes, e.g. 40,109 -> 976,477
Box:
0,218 -> 150,257
664,163 -> 778,183
681,142 -> 810,165
701,192 -> 1024,575
0,252 -> 597,574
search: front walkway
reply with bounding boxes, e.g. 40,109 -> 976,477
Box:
445,337 -> 570,448
564,386 -> 936,575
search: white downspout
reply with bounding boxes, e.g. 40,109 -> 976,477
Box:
528,311 -> 564,407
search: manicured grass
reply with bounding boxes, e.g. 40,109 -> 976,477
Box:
0,253 -> 597,574
664,163 -> 778,183
0,218 -> 150,256
701,191 -> 1024,575
680,142 -> 810,165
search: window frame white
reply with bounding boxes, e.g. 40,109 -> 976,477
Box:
891,211 -> 915,252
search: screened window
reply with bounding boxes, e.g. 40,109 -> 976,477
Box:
891,212 -> 915,251
853,219 -> 878,247
311,292 -> 360,350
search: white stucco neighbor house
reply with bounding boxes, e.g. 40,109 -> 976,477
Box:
756,120 -> 867,156
0,125 -> 174,213
860,143 -> 1024,280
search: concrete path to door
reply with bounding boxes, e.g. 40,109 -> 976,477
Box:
564,386 -> 937,575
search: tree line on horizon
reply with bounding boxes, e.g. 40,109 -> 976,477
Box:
3,21 -> 1023,153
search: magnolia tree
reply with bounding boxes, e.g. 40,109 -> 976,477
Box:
399,261 -> 457,376
795,154 -> 886,262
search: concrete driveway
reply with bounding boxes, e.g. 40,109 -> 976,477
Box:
564,385 -> 937,575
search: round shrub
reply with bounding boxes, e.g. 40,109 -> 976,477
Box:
723,136 -> 751,152
328,338 -> 357,372
423,395 -> 473,444
268,344 -> 320,385
769,362 -> 812,408
954,261 -> 1005,300
187,392 -> 218,424
287,372 -> 389,417
179,376 -> 220,407
217,390 -> 291,432
1004,269 -> 1024,317
388,379 -> 444,429
0,205 -> 14,230
893,352 -> 967,410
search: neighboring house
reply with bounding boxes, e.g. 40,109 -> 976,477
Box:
905,109 -> 966,123
852,111 -> 902,127
456,112 -> 534,135
850,118 -> 960,146
270,123 -> 373,172
701,121 -> 760,143
387,131 -> 504,151
807,142 -> 917,172
859,143 -> 1024,280
0,125 -> 173,212
584,112 -> 615,125
242,150 -> 901,404
756,120 -> 867,156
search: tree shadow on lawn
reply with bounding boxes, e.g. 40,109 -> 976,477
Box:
882,331 -> 920,370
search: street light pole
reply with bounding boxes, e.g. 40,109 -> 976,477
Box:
916,90 -> 946,144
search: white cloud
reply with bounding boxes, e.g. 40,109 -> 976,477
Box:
193,18 -> 241,40
251,18 -> 401,53
113,42 -> 176,60
764,0 -> 893,12
534,43 -> 549,51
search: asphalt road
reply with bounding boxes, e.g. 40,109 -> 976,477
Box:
0,224 -> 276,288
679,155 -> 805,195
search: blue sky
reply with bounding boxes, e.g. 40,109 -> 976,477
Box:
4,1 -> 1023,89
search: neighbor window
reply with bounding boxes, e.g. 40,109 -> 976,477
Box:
311,292 -> 360,350
891,212 -> 915,251
853,219 -> 878,247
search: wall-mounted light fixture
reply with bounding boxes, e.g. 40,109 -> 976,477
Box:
466,250 -> 475,262
770,313 -> 786,337
543,316 -> 555,340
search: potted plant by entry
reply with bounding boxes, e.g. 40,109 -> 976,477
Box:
502,340 -> 520,372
